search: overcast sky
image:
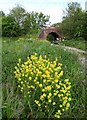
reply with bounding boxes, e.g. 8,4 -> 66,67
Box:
0,0 -> 85,24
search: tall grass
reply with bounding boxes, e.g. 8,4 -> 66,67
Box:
2,37 -> 86,119
0,37 -> 2,120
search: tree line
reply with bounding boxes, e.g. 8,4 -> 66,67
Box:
1,4 -> 50,37
53,2 -> 87,40
1,2 -> 87,40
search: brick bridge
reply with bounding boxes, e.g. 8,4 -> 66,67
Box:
38,27 -> 61,40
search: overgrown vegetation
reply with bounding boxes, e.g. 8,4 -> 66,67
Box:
59,38 -> 87,51
53,2 -> 87,41
1,4 -> 50,37
1,1 -> 87,119
2,37 -> 86,119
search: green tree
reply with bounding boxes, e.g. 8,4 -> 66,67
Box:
57,2 -> 85,39
82,12 -> 87,40
9,4 -> 27,27
2,4 -> 50,37
2,15 -> 21,37
0,11 -> 5,17
23,11 -> 50,34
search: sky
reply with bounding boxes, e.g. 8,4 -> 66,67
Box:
0,0 -> 85,24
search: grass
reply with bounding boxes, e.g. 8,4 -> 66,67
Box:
0,37 -> 2,120
59,38 -> 87,51
2,37 -> 86,119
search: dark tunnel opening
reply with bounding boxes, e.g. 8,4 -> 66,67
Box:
47,32 -> 60,43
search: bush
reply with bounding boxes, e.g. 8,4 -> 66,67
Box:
14,53 -> 72,118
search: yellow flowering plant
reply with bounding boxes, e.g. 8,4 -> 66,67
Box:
14,53 -> 72,118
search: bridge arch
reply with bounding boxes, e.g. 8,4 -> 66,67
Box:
38,27 -> 61,40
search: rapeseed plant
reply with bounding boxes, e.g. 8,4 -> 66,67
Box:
14,53 -> 72,118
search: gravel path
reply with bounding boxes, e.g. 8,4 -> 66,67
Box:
62,46 -> 87,54
61,46 -> 87,70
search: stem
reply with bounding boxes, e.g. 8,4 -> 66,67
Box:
32,86 -> 37,98
28,100 -> 33,113
48,107 -> 56,118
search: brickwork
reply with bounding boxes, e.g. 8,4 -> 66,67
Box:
38,27 -> 61,40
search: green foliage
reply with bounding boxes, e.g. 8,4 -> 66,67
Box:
2,15 -> 21,37
23,11 -> 50,34
55,2 -> 86,40
2,37 -> 86,119
2,5 -> 50,37
59,38 -> 86,51
0,11 -> 5,17
9,4 -> 26,25
82,12 -> 87,40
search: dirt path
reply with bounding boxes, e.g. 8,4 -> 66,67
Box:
61,46 -> 87,70
62,46 -> 87,54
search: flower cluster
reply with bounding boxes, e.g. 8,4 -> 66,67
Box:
14,53 -> 72,118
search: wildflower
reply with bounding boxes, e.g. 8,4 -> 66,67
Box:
53,102 -> 56,105
55,79 -> 58,83
14,53 -> 72,119
66,103 -> 70,108
39,84 -> 42,88
68,98 -> 72,101
48,99 -> 52,103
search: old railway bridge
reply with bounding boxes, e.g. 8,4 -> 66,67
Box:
38,26 -> 62,41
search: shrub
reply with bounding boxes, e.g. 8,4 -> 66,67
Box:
14,53 -> 72,118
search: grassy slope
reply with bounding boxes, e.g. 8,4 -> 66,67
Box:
2,37 -> 86,119
0,37 -> 2,120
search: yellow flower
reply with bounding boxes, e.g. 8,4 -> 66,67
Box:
66,103 -> 70,107
62,109 -> 64,111
18,58 -> 21,63
43,79 -> 46,83
18,78 -> 21,81
38,103 -> 41,107
34,79 -> 37,82
18,85 -> 21,88
27,85 -> 30,89
54,92 -> 57,96
21,81 -> 23,84
28,91 -> 30,94
31,85 -> 34,88
58,94 -> 61,98
48,99 -> 52,103
60,105 -> 62,108
43,93 -> 46,97
58,110 -> 61,113
29,77 -> 32,80
45,86 -> 51,91
39,84 -> 42,87
54,114 -> 60,118
65,79 -> 69,82
15,53 -> 72,119
35,100 -> 39,104
56,115 -> 60,118
56,84 -> 60,89
68,98 -> 72,101
36,81 -> 39,84
59,71 -> 63,77
53,102 -> 56,105
55,79 -> 58,83
42,89 -> 45,92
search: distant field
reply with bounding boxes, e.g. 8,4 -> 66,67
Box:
2,37 -> 86,119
